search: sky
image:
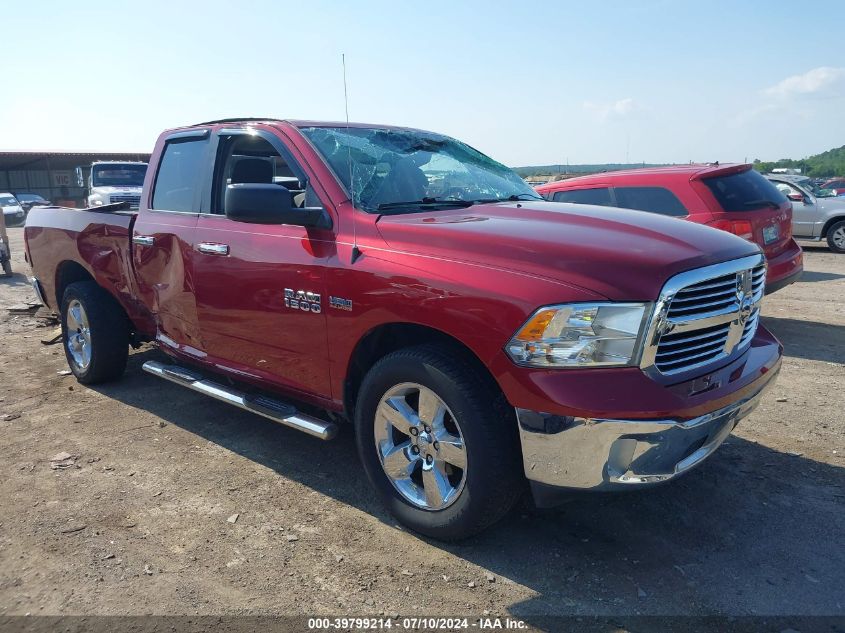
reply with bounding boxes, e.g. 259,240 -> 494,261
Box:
2,0 -> 844,166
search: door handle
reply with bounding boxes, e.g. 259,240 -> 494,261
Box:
132,235 -> 155,247
196,242 -> 230,256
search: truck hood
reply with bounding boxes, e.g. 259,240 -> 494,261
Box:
375,201 -> 760,300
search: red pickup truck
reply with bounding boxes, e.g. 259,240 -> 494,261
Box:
24,119 -> 782,540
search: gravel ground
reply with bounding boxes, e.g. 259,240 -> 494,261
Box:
0,226 -> 843,622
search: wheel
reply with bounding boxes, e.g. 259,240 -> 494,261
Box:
826,220 -> 845,253
61,281 -> 129,384
354,344 -> 523,540
1,258 -> 10,276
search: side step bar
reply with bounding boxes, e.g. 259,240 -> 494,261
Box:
142,360 -> 338,440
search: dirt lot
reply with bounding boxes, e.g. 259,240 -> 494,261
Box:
0,225 -> 843,622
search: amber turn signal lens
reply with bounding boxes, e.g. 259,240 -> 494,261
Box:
514,308 -> 558,341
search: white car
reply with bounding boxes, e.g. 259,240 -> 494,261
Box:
0,193 -> 26,227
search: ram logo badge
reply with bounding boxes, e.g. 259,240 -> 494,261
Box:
329,296 -> 353,311
284,289 -> 321,314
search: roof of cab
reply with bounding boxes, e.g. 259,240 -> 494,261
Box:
189,117 -> 428,132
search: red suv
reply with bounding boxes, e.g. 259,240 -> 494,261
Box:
537,164 -> 803,293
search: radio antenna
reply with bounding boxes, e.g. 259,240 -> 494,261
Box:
343,53 -> 361,263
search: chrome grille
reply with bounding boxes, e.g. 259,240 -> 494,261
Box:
641,254 -> 766,377
109,194 -> 141,209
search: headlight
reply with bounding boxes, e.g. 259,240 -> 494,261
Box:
92,199 -> 104,206
505,303 -> 650,368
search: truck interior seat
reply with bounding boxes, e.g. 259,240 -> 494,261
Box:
231,158 -> 274,184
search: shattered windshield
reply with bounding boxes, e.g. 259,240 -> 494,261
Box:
300,126 -> 540,213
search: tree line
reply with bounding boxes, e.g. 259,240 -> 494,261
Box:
752,145 -> 845,178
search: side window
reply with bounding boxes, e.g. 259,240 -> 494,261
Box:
773,182 -> 794,197
213,134 -> 322,215
552,187 -> 613,206
151,139 -> 207,212
613,186 -> 688,217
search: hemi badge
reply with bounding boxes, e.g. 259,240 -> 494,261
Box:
329,296 -> 353,311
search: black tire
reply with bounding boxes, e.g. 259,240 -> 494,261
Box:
61,281 -> 129,384
1,258 -> 10,276
826,219 -> 845,253
354,344 -> 523,540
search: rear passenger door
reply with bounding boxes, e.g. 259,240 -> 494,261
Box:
132,130 -> 209,353
611,186 -> 688,217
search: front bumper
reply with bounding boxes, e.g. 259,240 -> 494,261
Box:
515,337 -> 781,494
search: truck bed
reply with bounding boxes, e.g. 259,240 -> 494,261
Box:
24,205 -> 146,329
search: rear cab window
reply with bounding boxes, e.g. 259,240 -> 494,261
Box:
613,186 -> 688,217
702,169 -> 788,212
552,187 -> 613,206
151,137 -> 208,212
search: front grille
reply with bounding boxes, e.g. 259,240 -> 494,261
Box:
642,255 -> 766,377
109,194 -> 141,209
655,322 -> 731,373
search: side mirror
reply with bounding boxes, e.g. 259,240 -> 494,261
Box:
787,192 -> 803,202
74,167 -> 85,188
224,183 -> 331,228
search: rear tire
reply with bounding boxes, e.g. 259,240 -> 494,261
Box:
1,258 -> 10,276
354,344 -> 523,541
826,220 -> 845,253
61,281 -> 129,384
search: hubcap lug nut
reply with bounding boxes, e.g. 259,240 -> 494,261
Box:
424,426 -> 431,433
426,455 -> 433,464
433,441 -> 440,450
410,428 -> 418,436
412,446 -> 419,454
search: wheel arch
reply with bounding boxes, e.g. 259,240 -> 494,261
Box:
343,322 -> 504,419
820,215 -> 845,238
54,260 -> 95,307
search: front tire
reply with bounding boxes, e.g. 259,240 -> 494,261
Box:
354,344 -> 523,540
826,219 -> 845,253
61,281 -> 129,384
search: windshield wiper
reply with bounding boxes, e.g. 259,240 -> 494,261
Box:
472,193 -> 544,203
743,199 -> 780,209
376,198 -> 475,211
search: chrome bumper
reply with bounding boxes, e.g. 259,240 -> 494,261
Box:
516,369 -> 778,491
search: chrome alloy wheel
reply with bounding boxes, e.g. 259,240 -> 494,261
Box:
374,382 -> 467,511
832,225 -> 845,250
65,299 -> 92,372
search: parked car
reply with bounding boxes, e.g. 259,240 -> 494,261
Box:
24,119 -> 782,540
821,178 -> 845,196
0,192 -> 26,227
536,164 -> 803,294
76,161 -> 148,209
767,174 -> 845,253
771,174 -> 838,198
12,192 -> 52,212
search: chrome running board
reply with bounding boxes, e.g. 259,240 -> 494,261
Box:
141,360 -> 338,440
